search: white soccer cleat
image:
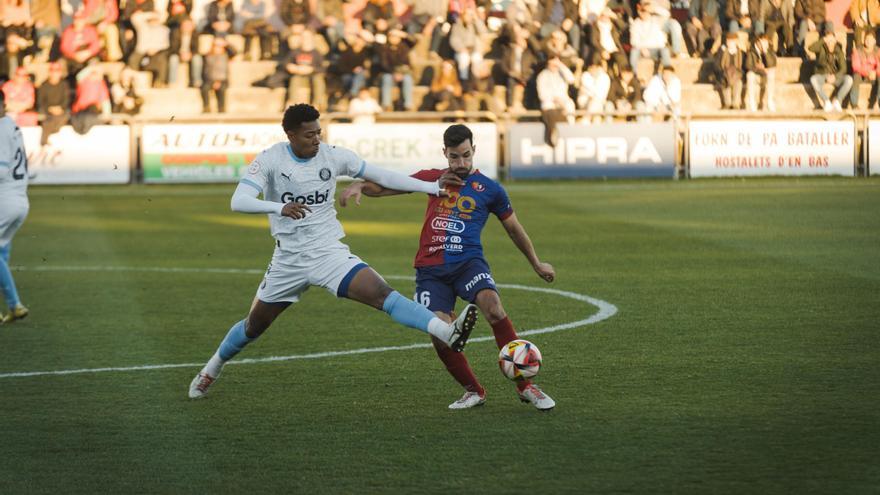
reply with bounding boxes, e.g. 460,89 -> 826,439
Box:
448,391 -> 486,410
448,304 -> 478,352
188,371 -> 218,399
518,384 -> 556,411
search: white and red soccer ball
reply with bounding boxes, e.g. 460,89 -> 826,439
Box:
498,339 -> 542,381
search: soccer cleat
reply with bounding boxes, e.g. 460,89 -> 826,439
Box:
0,304 -> 29,324
518,384 -> 556,411
448,391 -> 486,410
188,372 -> 218,399
449,304 -> 478,352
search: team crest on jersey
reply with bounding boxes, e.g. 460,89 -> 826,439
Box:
471,181 -> 485,192
319,167 -> 332,181
248,162 -> 261,175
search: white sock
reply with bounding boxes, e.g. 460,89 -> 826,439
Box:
203,352 -> 226,377
427,317 -> 453,344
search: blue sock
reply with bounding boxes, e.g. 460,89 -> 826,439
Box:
0,245 -> 20,309
382,291 -> 435,333
217,319 -> 254,361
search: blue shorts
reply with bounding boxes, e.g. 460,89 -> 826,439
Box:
414,257 -> 497,313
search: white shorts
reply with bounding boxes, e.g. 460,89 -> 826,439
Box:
256,240 -> 369,304
0,198 -> 28,248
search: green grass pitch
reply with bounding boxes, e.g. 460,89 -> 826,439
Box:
1,179 -> 878,493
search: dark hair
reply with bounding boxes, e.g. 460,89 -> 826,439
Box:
443,124 -> 473,148
282,103 -> 320,132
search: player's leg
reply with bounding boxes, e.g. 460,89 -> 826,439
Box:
341,265 -> 477,352
0,208 -> 28,323
415,269 -> 486,409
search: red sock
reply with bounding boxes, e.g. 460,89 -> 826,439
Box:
431,336 -> 485,396
491,317 -> 531,393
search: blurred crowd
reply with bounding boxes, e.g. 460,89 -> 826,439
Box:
2,0 -> 879,144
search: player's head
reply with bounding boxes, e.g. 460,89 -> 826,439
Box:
443,124 -> 476,179
283,103 -> 322,158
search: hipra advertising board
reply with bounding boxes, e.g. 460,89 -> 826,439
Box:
327,123 -> 498,178
142,124 -> 287,183
506,123 -> 676,178
22,126 -> 131,184
689,120 -> 855,177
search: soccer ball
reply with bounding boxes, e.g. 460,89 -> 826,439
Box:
498,339 -> 542,381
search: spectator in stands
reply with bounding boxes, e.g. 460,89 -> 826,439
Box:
714,32 -> 745,110
120,0 -> 155,59
643,65 -> 681,117
315,0 -> 345,47
629,4 -> 672,72
643,0 -> 686,59
60,10 -> 102,78
329,31 -> 372,102
607,66 -> 647,121
279,0 -> 312,34
465,58 -> 498,112
36,62 -> 68,146
1,32 -> 35,77
685,0 -> 722,56
111,66 -> 143,114
128,10 -> 170,87
425,59 -> 464,111
1,0 -> 32,39
236,0 -> 275,60
30,0 -> 61,61
361,0 -> 397,32
500,21 -> 538,110
809,28 -> 852,112
169,17 -> 202,87
348,87 -> 382,124
376,26 -> 415,111
200,36 -> 234,112
725,0 -> 760,33
544,28 -> 580,72
578,58 -> 611,123
849,0 -> 880,48
539,0 -> 580,48
71,63 -> 110,134
759,0 -> 794,56
166,0 -> 192,32
795,0 -> 826,55
584,9 -> 627,74
264,31 -> 326,110
850,31 -> 880,109
537,54 -> 576,121
205,0 -> 234,37
745,32 -> 777,111
449,8 -> 487,83
81,0 -> 122,61
1,66 -> 37,126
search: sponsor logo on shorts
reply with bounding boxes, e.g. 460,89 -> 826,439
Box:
319,168 -> 332,181
464,272 -> 495,292
431,216 -> 465,233
282,189 -> 330,205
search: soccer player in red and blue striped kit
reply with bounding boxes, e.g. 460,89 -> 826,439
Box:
341,124 -> 556,410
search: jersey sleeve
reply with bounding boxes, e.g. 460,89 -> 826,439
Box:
490,183 -> 514,220
329,145 -> 366,178
239,151 -> 270,195
411,169 -> 437,181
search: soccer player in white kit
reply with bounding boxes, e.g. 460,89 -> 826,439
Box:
0,91 -> 30,324
189,104 -> 479,398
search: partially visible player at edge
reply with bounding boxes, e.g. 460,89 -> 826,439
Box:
188,104 -> 478,399
340,124 -> 557,410
0,91 -> 30,324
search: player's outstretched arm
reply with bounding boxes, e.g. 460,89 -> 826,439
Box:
339,181 -> 406,207
359,164 -> 446,196
501,212 -> 556,283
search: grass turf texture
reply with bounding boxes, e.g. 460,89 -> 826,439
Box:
1,179 -> 878,493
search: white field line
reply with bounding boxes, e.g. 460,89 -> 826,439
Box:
1,265 -> 618,379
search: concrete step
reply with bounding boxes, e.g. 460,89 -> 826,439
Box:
139,86 -> 286,117
638,56 -> 810,86
228,60 -> 279,88
680,81 -> 874,113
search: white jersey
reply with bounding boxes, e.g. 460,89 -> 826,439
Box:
240,142 -> 364,250
0,116 -> 28,200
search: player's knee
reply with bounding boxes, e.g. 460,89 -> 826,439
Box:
483,304 -> 507,324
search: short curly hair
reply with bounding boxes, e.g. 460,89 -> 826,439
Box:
282,104 -> 320,133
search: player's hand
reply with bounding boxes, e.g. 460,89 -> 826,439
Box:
534,262 -> 555,283
281,201 -> 312,219
439,171 -> 465,190
339,183 -> 363,207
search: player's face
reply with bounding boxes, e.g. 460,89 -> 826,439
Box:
444,140 -> 475,179
287,120 -> 322,158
